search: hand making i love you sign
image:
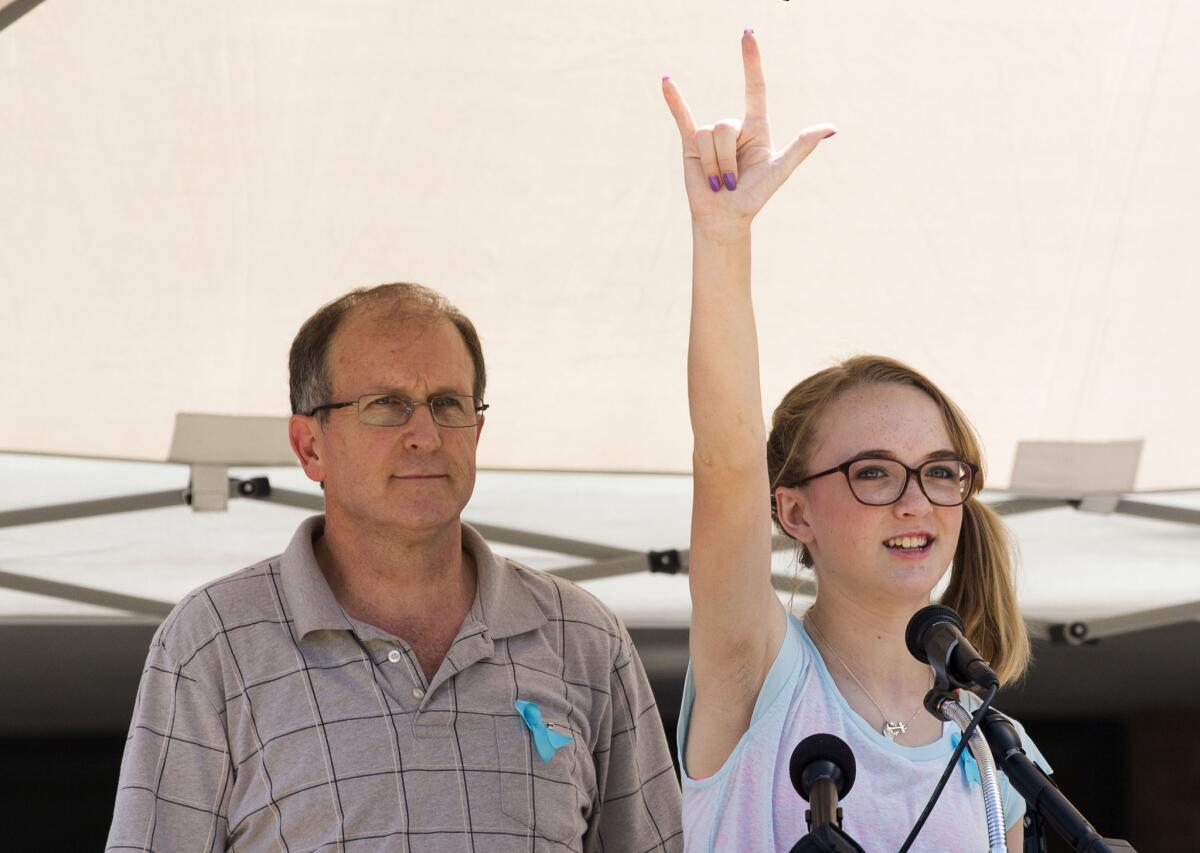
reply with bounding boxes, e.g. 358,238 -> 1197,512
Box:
661,29 -> 837,223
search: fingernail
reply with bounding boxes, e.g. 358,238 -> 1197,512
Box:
662,75 -> 671,81
823,129 -> 838,139
708,175 -> 721,193
744,27 -> 755,35
723,172 -> 737,191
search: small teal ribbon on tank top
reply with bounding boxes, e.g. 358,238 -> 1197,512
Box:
514,700 -> 573,763
950,731 -> 982,788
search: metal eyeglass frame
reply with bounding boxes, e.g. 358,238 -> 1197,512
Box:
306,393 -> 489,428
795,456 -> 980,507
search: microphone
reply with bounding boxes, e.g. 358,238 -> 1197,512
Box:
788,734 -> 865,853
905,604 -> 1000,691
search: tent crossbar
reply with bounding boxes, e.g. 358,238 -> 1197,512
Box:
0,0 -> 48,32
0,569 -> 174,618
988,498 -> 1074,516
551,555 -> 652,583
1028,599 -> 1200,645
0,490 -> 184,529
1113,499 -> 1200,526
252,481 -> 640,561
547,536 -> 814,600
466,523 -> 639,561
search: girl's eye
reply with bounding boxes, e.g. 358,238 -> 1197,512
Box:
854,466 -> 889,480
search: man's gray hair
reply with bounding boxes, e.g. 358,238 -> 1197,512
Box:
289,283 -> 487,418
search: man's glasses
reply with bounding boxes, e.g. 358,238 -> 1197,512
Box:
795,456 -> 978,507
306,393 -> 488,428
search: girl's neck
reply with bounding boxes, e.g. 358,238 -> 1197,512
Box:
803,588 -> 933,697
804,594 -> 945,745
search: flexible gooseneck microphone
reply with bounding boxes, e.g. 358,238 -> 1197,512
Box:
788,734 -> 865,853
905,604 -> 1000,691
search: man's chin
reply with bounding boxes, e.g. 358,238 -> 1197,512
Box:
328,497 -> 467,538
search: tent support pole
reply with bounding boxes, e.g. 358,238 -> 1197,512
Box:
0,0 -> 49,32
0,569 -> 174,618
0,491 -> 184,528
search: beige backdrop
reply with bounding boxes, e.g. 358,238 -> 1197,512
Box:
2,1 -> 1196,489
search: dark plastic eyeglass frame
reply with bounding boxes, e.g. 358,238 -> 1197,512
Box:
306,393 -> 489,428
795,456 -> 980,507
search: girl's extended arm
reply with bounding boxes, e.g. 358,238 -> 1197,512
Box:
663,31 -> 834,777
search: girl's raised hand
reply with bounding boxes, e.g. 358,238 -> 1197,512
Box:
662,30 -> 835,225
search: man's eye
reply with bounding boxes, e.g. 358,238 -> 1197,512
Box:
431,396 -> 466,410
367,395 -> 404,409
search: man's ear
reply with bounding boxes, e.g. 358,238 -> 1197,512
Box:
289,415 -> 326,485
775,486 -> 817,546
474,414 -> 484,442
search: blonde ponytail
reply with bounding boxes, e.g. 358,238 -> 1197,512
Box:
941,497 -> 1030,684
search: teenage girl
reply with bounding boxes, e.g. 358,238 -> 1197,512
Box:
662,31 -> 1047,851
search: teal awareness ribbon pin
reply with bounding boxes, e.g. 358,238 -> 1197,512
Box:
950,731 -> 982,788
514,700 -> 573,763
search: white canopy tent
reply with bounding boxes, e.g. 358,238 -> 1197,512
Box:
2,2 -> 1198,732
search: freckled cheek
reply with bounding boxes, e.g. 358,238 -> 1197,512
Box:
937,506 -> 963,532
933,508 -> 963,552
810,496 -> 878,552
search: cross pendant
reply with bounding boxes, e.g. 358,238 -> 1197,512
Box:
882,721 -> 908,740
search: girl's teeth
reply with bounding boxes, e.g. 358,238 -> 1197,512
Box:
887,536 -> 928,549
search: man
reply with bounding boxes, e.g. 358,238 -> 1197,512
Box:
107,283 -> 683,852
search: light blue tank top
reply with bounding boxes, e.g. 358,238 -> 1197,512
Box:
677,614 -> 1051,852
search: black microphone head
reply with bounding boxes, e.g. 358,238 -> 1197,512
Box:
789,733 -> 856,801
905,604 -> 965,664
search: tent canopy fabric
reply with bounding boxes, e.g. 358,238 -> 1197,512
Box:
2,3 -> 1199,736
3,451 -> 1200,735
4,453 -> 1198,631
2,2 -> 1198,490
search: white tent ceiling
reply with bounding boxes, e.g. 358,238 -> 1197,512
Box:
2,452 -> 1199,733
2,1 -> 1198,489
3,453 -> 1197,635
1,3 -> 1198,732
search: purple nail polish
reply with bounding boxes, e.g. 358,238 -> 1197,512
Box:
723,172 -> 737,191
744,27 -> 754,35
708,175 -> 721,193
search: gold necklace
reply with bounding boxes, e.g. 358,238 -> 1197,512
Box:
806,613 -> 930,740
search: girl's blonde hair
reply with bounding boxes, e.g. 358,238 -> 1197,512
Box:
766,355 -> 1030,684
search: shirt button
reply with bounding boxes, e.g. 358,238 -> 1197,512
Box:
412,688 -> 425,700
387,649 -> 402,663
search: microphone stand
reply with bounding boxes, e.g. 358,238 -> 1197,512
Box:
789,823 -> 865,853
920,613 -> 1008,853
978,709 -> 1138,853
788,734 -> 866,853
789,798 -> 865,853
926,688 -> 1008,853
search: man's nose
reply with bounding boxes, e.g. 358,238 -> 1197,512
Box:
399,404 -> 443,450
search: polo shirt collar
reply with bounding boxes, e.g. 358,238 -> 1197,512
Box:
462,522 -> 547,640
281,515 -> 353,638
280,515 -> 547,641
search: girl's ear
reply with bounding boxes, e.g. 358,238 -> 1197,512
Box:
775,486 -> 817,546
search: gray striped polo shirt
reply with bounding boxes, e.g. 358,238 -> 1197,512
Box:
107,516 -> 683,852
